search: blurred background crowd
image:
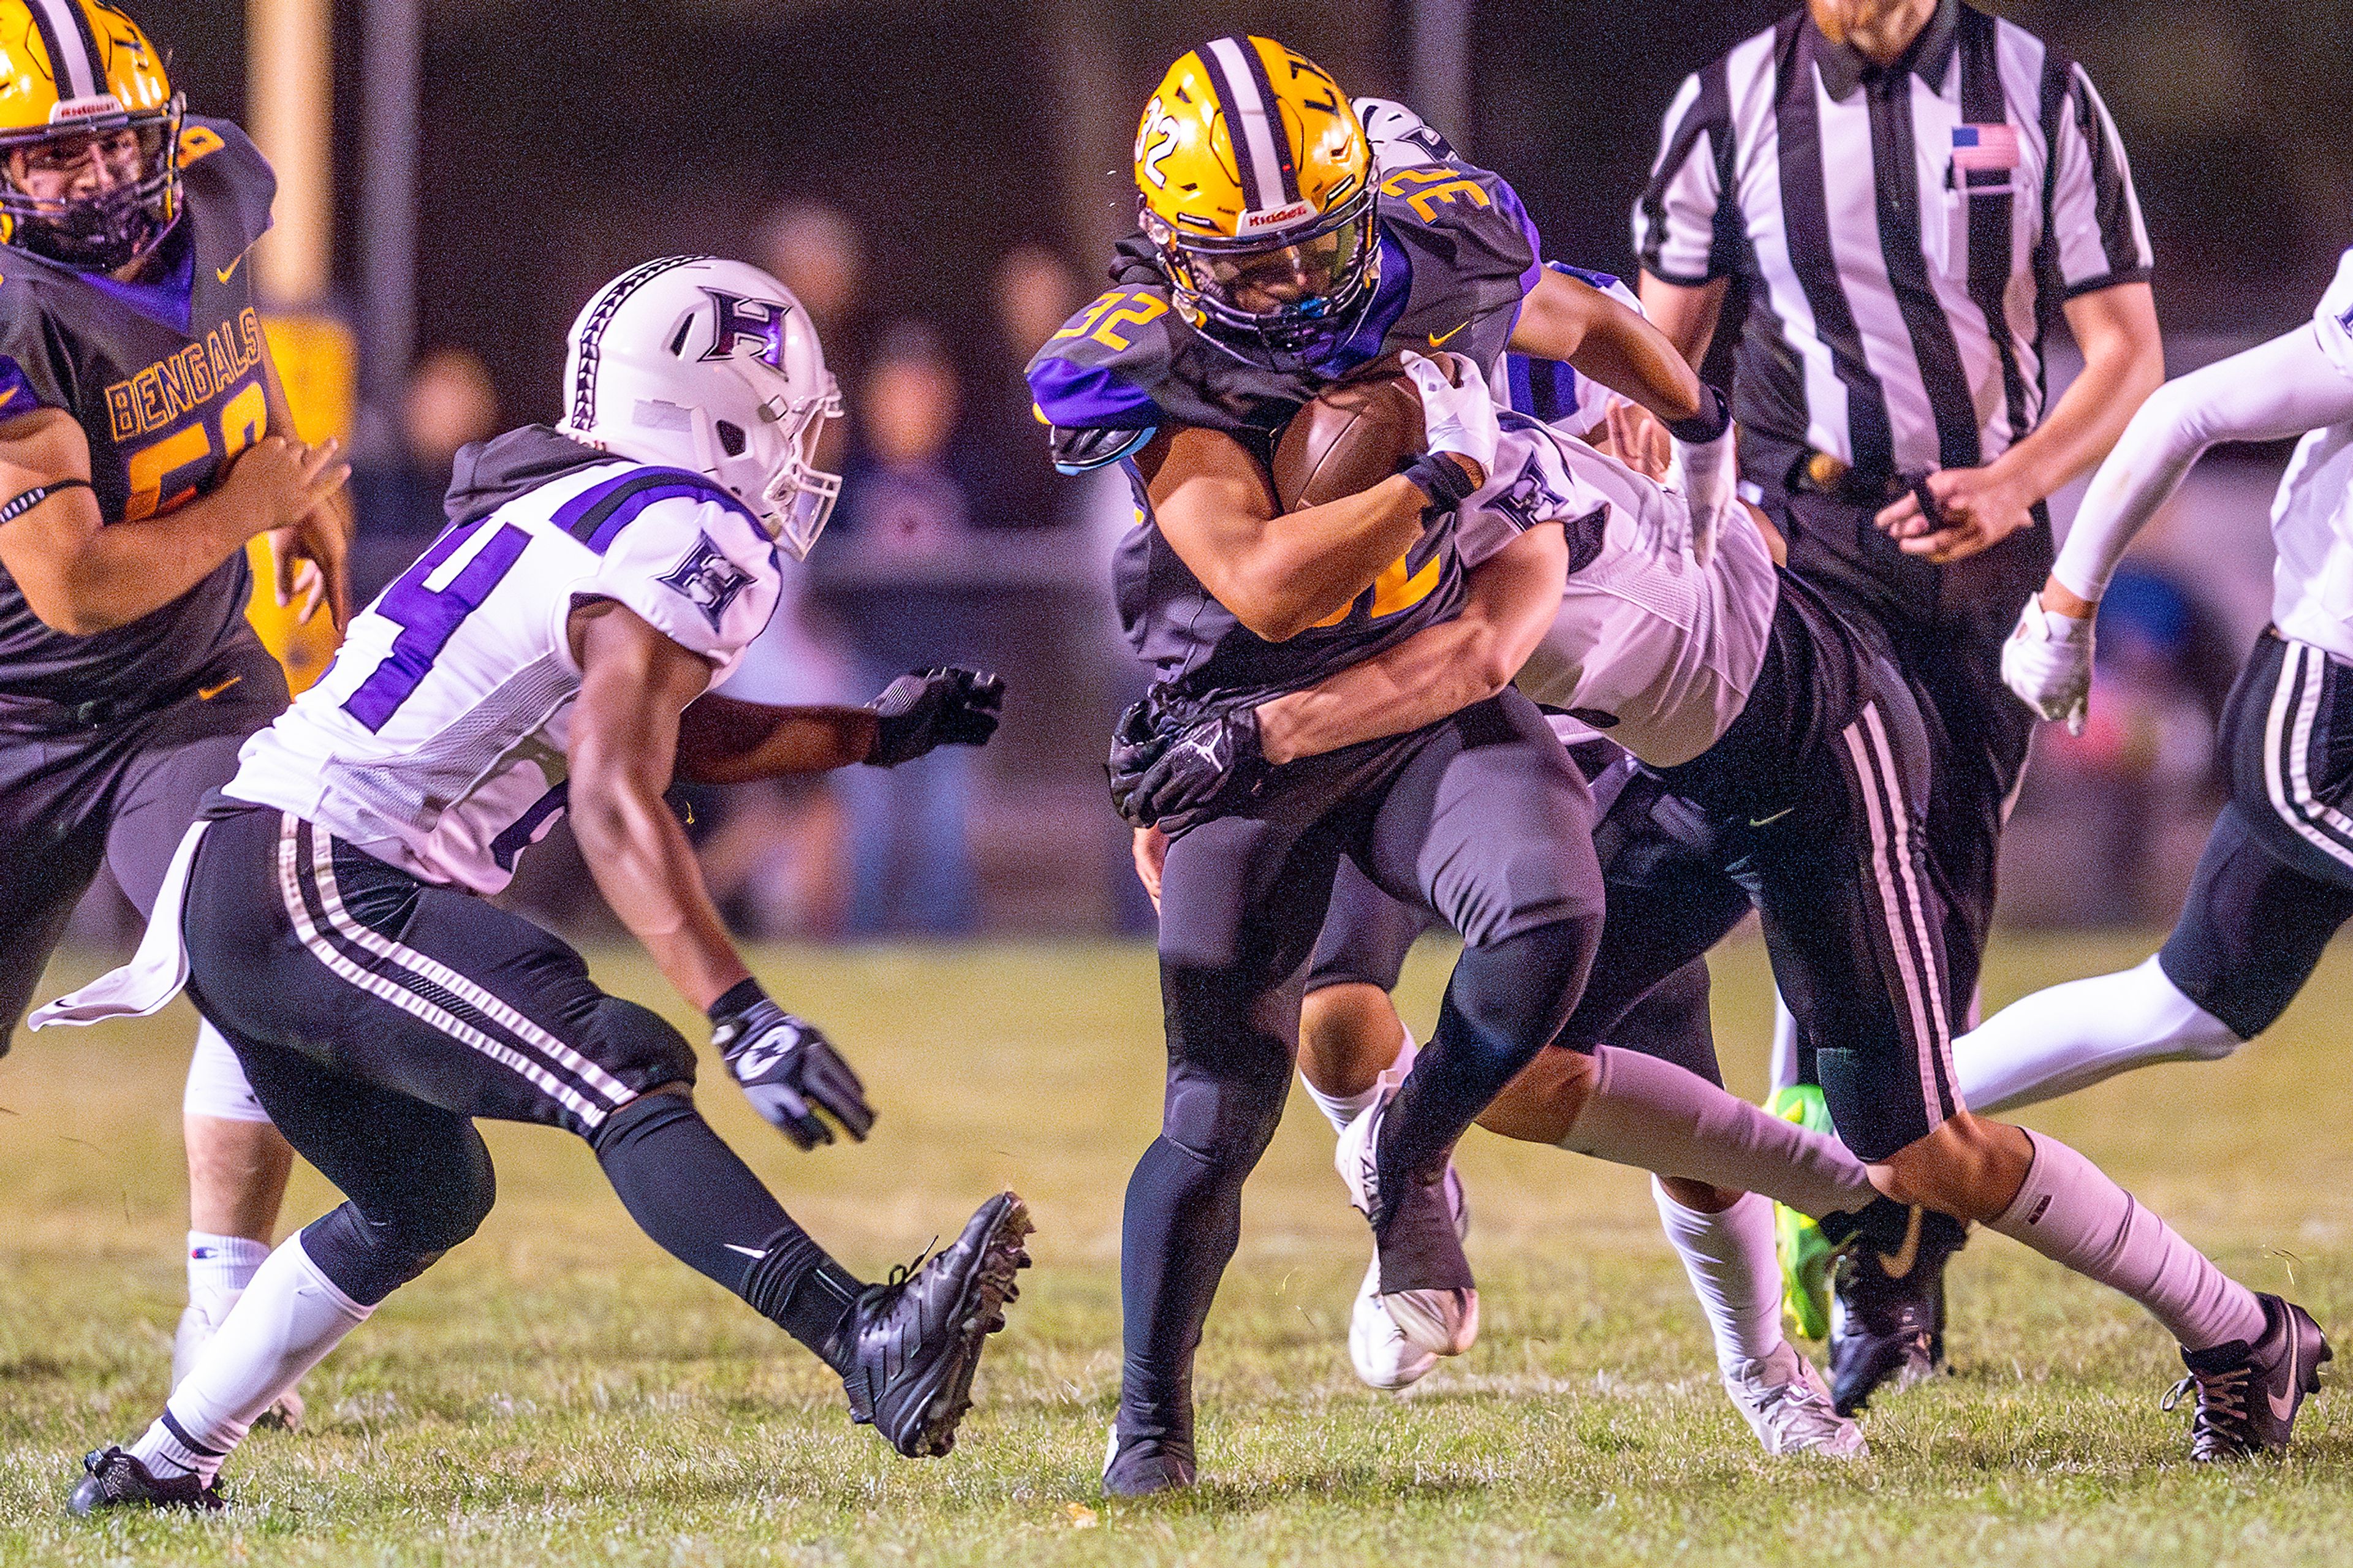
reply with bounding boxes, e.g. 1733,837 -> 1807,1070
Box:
66,0 -> 2353,942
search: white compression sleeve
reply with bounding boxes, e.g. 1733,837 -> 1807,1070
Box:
183,1020 -> 272,1123
1955,955 -> 2243,1115
2052,325 -> 2353,604
1653,1181 -> 1783,1374
1560,1046 -> 1879,1218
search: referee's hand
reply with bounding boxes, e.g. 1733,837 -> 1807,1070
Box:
1875,466 -> 2036,564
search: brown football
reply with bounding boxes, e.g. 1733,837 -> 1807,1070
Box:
1270,360 -> 1426,511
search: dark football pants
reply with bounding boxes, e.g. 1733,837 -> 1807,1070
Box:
1123,690 -> 1603,1443
2158,632 -> 2353,1038
0,643 -> 287,1048
178,803 -> 850,1336
1557,669 -> 1963,1165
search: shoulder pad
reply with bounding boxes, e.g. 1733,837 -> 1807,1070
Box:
1376,159 -> 1541,290
176,117 -> 276,251
0,271 -> 69,414
1024,286 -> 1174,437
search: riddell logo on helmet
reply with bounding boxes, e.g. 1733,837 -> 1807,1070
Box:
48,96 -> 126,124
1233,200 -> 1316,236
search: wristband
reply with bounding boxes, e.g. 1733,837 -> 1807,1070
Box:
1402,451 -> 1480,509
1664,384 -> 1732,445
0,475 -> 92,525
708,977 -> 768,1023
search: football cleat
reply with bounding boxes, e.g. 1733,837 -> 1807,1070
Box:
1347,1165 -> 1468,1390
1724,1341 -> 1868,1458
175,1305 -> 303,1431
66,1447 -> 223,1517
1335,1082 -> 1477,1357
842,1191 -> 1033,1458
1102,1425 -> 1197,1497
2164,1294 -> 2330,1461
1769,1085 -> 1837,1340
1827,1203 -> 1966,1416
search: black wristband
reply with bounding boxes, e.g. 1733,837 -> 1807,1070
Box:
1664,384 -> 1732,445
1402,451 -> 1480,509
0,475 -> 92,525
708,977 -> 768,1023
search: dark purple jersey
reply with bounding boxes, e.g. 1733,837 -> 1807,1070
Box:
0,116 -> 279,709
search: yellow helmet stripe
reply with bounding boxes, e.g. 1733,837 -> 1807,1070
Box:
28,0 -> 102,101
1200,36 -> 1295,213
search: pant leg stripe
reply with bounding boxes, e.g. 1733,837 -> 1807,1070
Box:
2287,644 -> 2353,850
1840,708 -> 1946,1128
304,827 -> 636,1105
1861,701 -> 1958,1114
274,816 -> 610,1129
2266,645 -> 2353,865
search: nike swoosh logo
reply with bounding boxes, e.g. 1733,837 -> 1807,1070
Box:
724,1243 -> 767,1260
1748,806 -> 1795,827
215,241 -> 259,286
196,675 -> 242,702
1877,1206 -> 1923,1278
1426,320 -> 1469,348
2270,1330 -> 2300,1421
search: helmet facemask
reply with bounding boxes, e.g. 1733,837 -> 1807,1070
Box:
747,373 -> 843,561
0,97 -> 184,274
1146,178 -> 1377,373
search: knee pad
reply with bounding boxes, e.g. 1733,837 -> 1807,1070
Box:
299,1157 -> 494,1308
585,995 -> 698,1094
1449,909 -> 1604,1055
1162,1064 -> 1287,1175
183,1021 -> 273,1123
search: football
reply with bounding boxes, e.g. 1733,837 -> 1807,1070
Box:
1270,358 -> 1427,511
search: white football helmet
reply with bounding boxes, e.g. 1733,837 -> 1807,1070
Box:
560,256 -> 843,559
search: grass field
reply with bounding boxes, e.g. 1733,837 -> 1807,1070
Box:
4,931 -> 2352,1566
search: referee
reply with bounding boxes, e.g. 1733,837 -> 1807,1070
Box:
1633,0 -> 2162,1385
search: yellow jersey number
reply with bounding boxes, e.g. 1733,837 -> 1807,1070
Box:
123,376 -> 267,521
1051,289 -> 1170,354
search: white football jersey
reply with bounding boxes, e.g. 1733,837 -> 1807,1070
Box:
2272,246 -> 2353,662
227,456 -> 782,893
1455,412 -> 1778,767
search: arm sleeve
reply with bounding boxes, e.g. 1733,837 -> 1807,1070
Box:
1633,66 -> 1736,286
587,499 -> 782,670
2052,325 -> 2353,602
2039,62 -> 2151,300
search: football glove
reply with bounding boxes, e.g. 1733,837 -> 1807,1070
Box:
1400,350 -> 1500,479
1105,697 -> 1268,831
1665,385 -> 1735,566
2002,595 -> 2094,735
712,994 -> 876,1149
866,667 -> 1006,768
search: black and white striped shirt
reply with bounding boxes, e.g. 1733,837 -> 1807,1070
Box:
1635,0 -> 2149,483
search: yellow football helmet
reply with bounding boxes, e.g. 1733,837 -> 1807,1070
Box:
1132,35 -> 1373,368
0,1 -> 181,271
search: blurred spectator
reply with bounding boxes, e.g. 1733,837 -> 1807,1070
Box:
758,200 -> 869,478
350,347 -> 502,600
971,242 -> 1087,531
828,321 -> 983,935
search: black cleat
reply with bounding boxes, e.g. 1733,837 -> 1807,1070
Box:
2165,1293 -> 2330,1461
66,1447 -> 223,1516
1102,1426 -> 1197,1496
1827,1202 -> 1966,1416
843,1191 -> 1033,1458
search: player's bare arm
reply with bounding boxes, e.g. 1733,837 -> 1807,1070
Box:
675,667 -> 1004,783
0,404 -> 346,635
1511,266 -> 1706,428
1255,521 -> 1568,763
1877,282 -> 2164,564
259,344 -> 354,627
1635,273 -> 1730,371
564,596 -> 749,1013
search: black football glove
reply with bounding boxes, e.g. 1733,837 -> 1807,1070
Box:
1114,702 -> 1268,830
865,667 -> 1006,768
711,993 -> 876,1149
1105,696 -> 1165,825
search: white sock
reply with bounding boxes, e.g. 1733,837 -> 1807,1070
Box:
1302,1027 -> 1417,1134
137,1234 -> 372,1480
1767,992 -> 1800,1092
1956,956 -> 2242,1115
1561,1046 -> 1879,1218
1653,1181 -> 1783,1375
1988,1128 -> 2267,1351
186,1232 -> 268,1328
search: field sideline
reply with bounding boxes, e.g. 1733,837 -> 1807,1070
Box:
2,931 -> 2351,1566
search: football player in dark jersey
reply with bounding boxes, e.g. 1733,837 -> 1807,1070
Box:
0,1 -> 349,1415
1026,34 -> 1737,1495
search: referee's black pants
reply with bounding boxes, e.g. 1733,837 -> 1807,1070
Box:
1121,689 -> 1602,1445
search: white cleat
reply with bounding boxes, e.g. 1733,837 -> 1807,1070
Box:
1724,1341 -> 1867,1458
1334,1080 -> 1477,1358
175,1304 -> 305,1431
1347,1162 -> 1469,1390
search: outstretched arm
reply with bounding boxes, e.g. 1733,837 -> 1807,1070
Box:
1512,267 -> 1705,426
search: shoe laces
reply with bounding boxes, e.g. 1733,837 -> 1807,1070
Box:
2163,1365 -> 2254,1456
879,1236 -> 942,1292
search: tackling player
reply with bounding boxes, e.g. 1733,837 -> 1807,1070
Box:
40,257 -> 1029,1511
1953,247 -> 2353,1115
1028,36 -> 1737,1495
0,0 -> 348,1417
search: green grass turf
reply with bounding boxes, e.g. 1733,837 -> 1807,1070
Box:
4,931 -> 2353,1564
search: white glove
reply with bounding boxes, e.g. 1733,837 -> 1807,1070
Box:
1667,422 -> 1737,567
2002,596 -> 2094,735
1400,350 -> 1499,480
